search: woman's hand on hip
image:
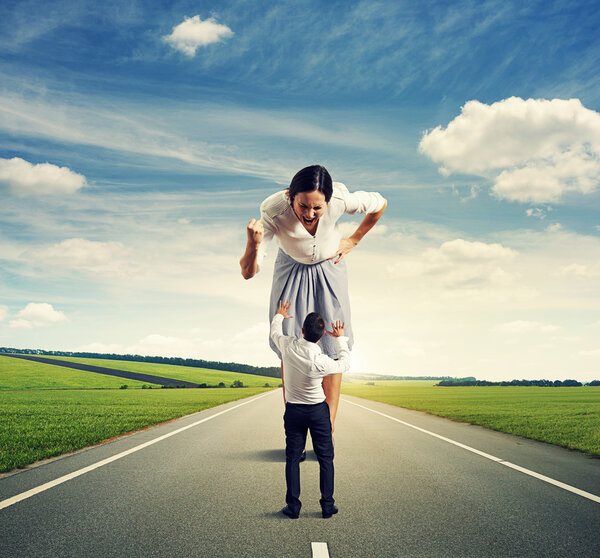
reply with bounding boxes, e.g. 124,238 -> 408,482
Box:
333,237 -> 358,263
246,218 -> 264,245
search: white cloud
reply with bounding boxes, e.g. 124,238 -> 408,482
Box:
24,221 -> 600,382
578,349 -> 600,358
11,302 -> 67,329
526,207 -> 547,219
128,334 -> 191,355
546,223 -> 562,232
0,87 -> 398,186
493,150 -> 599,203
35,238 -> 133,276
427,239 -> 517,262
496,320 -> 561,334
337,221 -> 388,238
387,238 -> 518,291
72,342 -> 124,354
163,16 -> 234,57
419,97 -> 600,203
395,338 -> 426,357
0,90 -> 292,183
95,322 -> 275,366
461,185 -> 480,202
0,305 -> 8,321
0,157 -> 87,196
9,319 -> 34,329
560,263 -> 600,278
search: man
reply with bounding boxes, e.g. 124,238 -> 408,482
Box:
270,299 -> 350,519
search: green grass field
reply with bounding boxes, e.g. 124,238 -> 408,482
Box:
27,355 -> 278,388
342,380 -> 600,456
0,356 -> 160,389
0,355 -> 276,473
0,388 -> 271,473
3,354 -> 599,474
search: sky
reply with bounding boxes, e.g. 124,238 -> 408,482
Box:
1,0 -> 600,382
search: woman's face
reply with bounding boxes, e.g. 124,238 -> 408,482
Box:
292,190 -> 327,229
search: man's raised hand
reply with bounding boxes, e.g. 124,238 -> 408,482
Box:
277,299 -> 294,319
326,320 -> 345,338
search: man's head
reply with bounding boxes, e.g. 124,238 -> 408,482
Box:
302,312 -> 325,343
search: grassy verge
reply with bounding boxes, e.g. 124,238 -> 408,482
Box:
0,387 -> 272,473
31,355 -> 278,387
0,356 -> 160,390
342,381 -> 600,456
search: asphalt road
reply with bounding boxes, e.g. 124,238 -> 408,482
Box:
1,389 -> 599,557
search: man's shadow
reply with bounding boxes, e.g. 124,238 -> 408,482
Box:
251,449 -> 318,462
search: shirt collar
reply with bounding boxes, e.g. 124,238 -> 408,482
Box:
298,337 -> 322,353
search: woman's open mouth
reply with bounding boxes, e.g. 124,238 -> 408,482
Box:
302,216 -> 316,225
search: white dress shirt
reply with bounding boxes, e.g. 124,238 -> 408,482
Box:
270,314 -> 350,404
257,182 -> 386,270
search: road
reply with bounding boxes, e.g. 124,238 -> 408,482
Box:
1,389 -> 599,557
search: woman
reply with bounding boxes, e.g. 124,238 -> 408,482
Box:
240,165 -> 387,430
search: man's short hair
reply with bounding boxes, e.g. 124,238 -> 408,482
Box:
303,312 -> 325,343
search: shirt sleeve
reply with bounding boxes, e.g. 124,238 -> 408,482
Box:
270,314 -> 288,355
256,205 -> 276,273
336,182 -> 386,215
313,337 -> 351,376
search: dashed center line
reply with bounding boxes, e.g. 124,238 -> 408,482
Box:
342,397 -> 600,505
311,542 -> 330,558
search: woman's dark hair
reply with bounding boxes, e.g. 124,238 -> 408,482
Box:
288,165 -> 333,204
302,312 -> 326,343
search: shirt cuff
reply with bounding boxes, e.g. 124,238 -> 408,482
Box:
272,314 -> 284,325
335,336 -> 349,349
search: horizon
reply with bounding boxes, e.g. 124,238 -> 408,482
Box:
1,347 -> 597,385
1,1 -> 600,382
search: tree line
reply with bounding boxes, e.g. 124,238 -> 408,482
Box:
0,347 -> 281,379
436,378 -> 599,387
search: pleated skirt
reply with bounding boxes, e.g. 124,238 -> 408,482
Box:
269,249 -> 353,359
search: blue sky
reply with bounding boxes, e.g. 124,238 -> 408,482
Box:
1,0 -> 600,381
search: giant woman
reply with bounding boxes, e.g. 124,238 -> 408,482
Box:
240,165 -> 387,429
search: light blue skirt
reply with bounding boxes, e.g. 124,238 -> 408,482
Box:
269,249 -> 353,360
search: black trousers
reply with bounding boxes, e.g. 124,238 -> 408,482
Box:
284,401 -> 335,514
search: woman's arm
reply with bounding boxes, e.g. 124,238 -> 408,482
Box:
240,218 -> 263,279
335,199 -> 387,263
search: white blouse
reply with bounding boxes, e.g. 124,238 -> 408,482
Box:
257,182 -> 385,269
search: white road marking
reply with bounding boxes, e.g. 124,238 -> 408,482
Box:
342,398 -> 600,505
0,391 -> 275,511
311,542 -> 330,558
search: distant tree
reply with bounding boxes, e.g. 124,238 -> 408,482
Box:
437,378 -> 585,387
587,380 -> 600,386
231,380 -> 244,388
218,382 -> 226,388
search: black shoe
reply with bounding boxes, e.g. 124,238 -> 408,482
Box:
281,506 -> 299,519
299,450 -> 306,463
322,505 -> 338,519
